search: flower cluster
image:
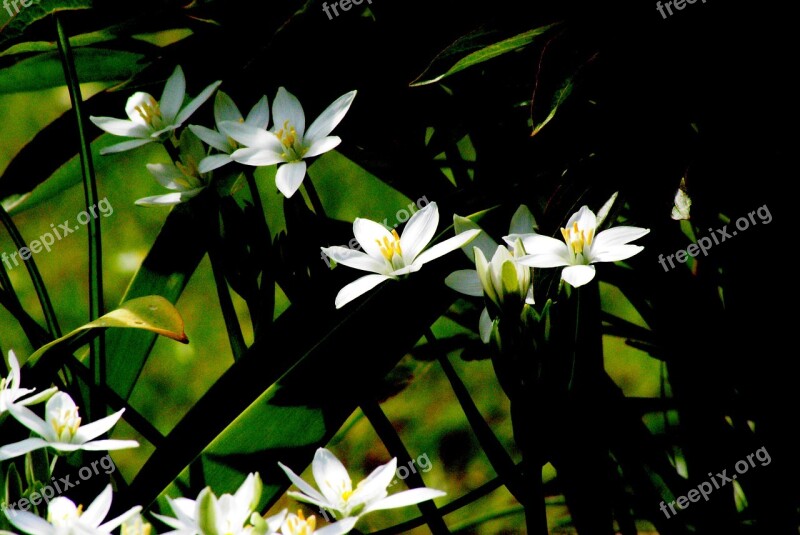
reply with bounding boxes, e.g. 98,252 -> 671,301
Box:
89,66 -> 356,203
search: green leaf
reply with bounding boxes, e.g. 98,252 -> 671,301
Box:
27,295 -> 188,368
531,76 -> 574,137
0,28 -> 119,57
0,0 -> 91,50
453,214 -> 497,263
0,48 -> 143,94
411,24 -> 559,87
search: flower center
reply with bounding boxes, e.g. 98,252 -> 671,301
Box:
284,511 -> 316,535
377,230 -> 402,261
275,120 -> 308,161
51,405 -> 81,442
561,222 -> 594,259
48,504 -> 82,527
134,96 -> 164,130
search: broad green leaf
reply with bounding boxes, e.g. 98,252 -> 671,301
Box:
411,24 -> 559,87
531,76 -> 573,137
27,295 -> 188,367
0,48 -> 143,94
0,0 -> 91,50
0,28 -> 119,57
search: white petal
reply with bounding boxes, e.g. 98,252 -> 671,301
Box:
0,437 -> 49,461
349,459 -> 396,508
444,270 -> 483,297
99,138 -> 154,155
314,517 -> 358,535
230,147 -> 285,167
510,234 -> 570,267
589,245 -> 645,263
305,90 -> 357,142
561,265 -> 596,287
264,509 -> 287,533
453,215 -> 497,262
99,506 -> 143,533
566,205 -> 597,232
135,192 -> 186,206
272,87 -> 306,140
150,124 -> 181,138
275,162 -> 307,198
221,122 -> 281,151
312,449 -> 352,506
320,246 -> 385,273
8,403 -> 53,439
590,226 -> 650,250
509,205 -> 537,235
81,485 -> 113,528
159,66 -> 187,123
89,117 -> 150,138
17,387 -> 58,407
353,218 -> 394,260
174,80 -> 223,126
360,488 -> 447,515
5,508 -> 54,535
479,307 -> 493,343
284,491 -> 331,512
303,136 -> 341,158
400,202 -> 439,264
125,92 -> 158,125
277,462 -> 329,506
7,350 -> 20,388
79,439 -> 140,451
413,229 -> 481,267
213,91 -> 243,126
335,274 -> 392,308
75,409 -> 125,443
244,96 -> 270,129
188,125 -> 232,153
199,154 -> 234,173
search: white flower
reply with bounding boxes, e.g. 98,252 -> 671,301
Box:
445,206 -> 537,341
0,392 -> 138,460
0,351 -> 56,416
188,91 -> 270,173
154,474 -> 284,535
136,129 -> 210,206
278,448 -> 446,521
120,515 -> 153,535
507,194 -> 649,288
280,511 -> 356,535
221,87 -> 356,198
90,66 -> 221,155
320,202 -> 480,308
3,484 -> 141,535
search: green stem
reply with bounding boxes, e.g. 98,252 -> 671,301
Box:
56,15 -> 104,419
0,204 -> 61,339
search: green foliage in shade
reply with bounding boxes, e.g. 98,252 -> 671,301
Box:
0,48 -> 144,93
411,24 -> 559,87
0,0 -> 91,49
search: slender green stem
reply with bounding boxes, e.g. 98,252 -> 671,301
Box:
303,177 -> 326,218
56,15 -> 104,418
0,204 -> 61,338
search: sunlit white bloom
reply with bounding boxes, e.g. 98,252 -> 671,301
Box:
90,66 -> 221,154
278,448 -> 446,521
507,195 -> 649,288
136,129 -> 210,206
188,91 -> 270,173
280,511 -> 356,535
154,474 -> 284,535
222,87 -> 356,198
3,484 -> 141,535
0,351 -> 56,417
120,515 -> 153,535
320,202 -> 480,308
0,392 -> 138,460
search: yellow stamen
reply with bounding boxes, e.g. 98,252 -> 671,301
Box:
135,96 -> 162,128
376,229 -> 402,260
